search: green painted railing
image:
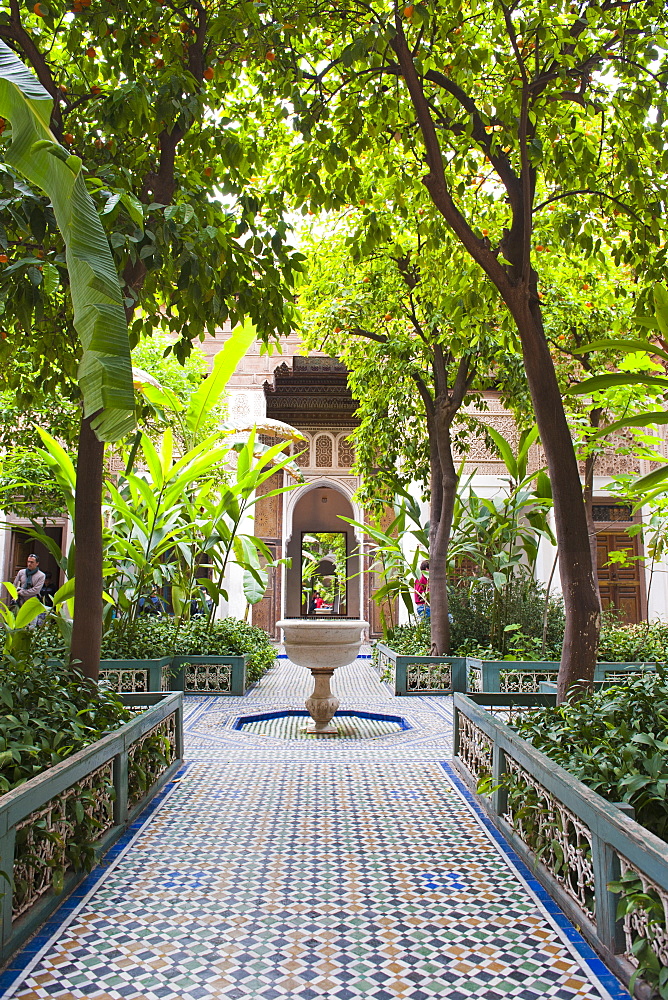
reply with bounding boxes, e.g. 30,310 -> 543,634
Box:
98,654 -> 249,695
465,658 -> 657,693
0,691 -> 183,964
375,643 -> 466,695
453,691 -> 668,997
376,645 -> 655,696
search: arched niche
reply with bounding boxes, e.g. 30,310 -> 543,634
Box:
284,481 -> 361,618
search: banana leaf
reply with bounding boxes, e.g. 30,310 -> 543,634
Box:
0,41 -> 134,442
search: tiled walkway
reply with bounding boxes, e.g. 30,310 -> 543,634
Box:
1,660 -> 628,1000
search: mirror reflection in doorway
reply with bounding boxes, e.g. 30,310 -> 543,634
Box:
301,532 -> 347,615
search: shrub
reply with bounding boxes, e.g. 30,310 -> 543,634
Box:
32,615 -> 276,684
598,615 -> 668,663
513,670 -> 668,841
0,654 -> 131,794
378,580 -> 565,659
1,652 -> 175,905
448,579 -> 565,657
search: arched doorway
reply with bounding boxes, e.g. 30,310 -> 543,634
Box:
283,482 -> 361,619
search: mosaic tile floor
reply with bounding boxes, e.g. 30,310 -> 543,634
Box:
1,659 -> 628,1000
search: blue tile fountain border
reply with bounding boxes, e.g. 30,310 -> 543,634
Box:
0,764 -> 192,998
232,708 -> 412,731
440,760 -> 631,1000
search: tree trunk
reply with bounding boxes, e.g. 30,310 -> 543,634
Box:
512,300 -> 600,700
583,407 -> 603,605
69,413 -> 104,682
583,451 -> 601,603
429,416 -> 458,655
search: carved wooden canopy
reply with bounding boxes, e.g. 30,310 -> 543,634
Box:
263,356 -> 359,428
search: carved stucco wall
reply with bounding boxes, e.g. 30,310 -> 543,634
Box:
456,395 -> 656,478
291,428 -> 357,472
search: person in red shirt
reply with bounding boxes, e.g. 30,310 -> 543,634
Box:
414,559 -> 430,619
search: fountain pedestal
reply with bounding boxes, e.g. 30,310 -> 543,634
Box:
276,619 -> 369,736
305,667 -> 339,734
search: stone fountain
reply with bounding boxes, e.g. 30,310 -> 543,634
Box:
276,618 -> 369,734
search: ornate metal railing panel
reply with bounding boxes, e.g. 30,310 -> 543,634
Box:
617,855 -> 668,973
499,669 -> 558,693
0,692 -> 183,966
184,662 -> 233,693
406,661 -> 452,692
99,668 -> 149,692
128,713 -> 178,808
502,757 -> 595,918
12,761 -> 114,920
457,714 -> 493,784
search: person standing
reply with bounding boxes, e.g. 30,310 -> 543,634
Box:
414,559 -> 430,619
13,554 -> 46,606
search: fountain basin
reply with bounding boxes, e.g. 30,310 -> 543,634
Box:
276,618 -> 369,734
276,618 -> 369,670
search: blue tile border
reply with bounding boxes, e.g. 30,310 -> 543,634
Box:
439,761 -> 631,1000
232,708 -> 412,731
0,763 -> 192,998
276,653 -> 372,659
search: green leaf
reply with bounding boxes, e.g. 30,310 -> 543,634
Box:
654,282 -> 668,337
633,464 -> 668,492
243,565 -> 268,604
592,411 -> 668,439
567,373 -> 668,395
485,425 -> 517,480
14,595 -> 46,628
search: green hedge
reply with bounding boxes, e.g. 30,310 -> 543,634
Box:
380,602 -> 668,663
514,670 -> 668,842
0,655 -> 131,795
32,616 -> 276,684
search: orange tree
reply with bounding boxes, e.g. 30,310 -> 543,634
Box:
246,0 -> 668,696
0,0 -> 305,389
298,206 -> 526,653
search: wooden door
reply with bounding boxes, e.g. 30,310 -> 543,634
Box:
250,471 -> 284,638
596,530 -> 643,623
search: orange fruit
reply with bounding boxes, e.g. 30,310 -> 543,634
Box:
154,58 -> 165,67
203,66 -> 214,79
203,166 -> 212,177
33,2 -> 46,15
404,4 -> 414,15
63,133 -> 74,144
90,85 -> 101,95
86,46 -> 96,57
266,50 -> 275,60
0,254 -> 8,263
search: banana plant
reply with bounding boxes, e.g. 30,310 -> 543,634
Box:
0,42 -> 135,680
0,584 -> 46,655
31,424 -> 301,634
342,482 -> 431,631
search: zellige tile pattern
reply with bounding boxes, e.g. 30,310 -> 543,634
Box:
2,658 -> 627,1000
